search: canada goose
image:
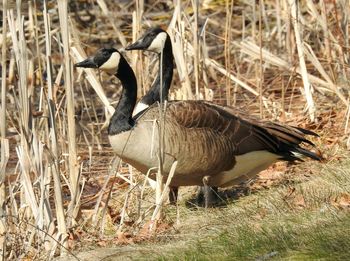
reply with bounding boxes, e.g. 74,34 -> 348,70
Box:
75,47 -> 321,208
125,27 -> 322,207
127,27 -> 179,203
130,27 -> 173,117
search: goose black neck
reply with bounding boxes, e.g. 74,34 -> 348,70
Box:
108,57 -> 137,135
140,36 -> 174,106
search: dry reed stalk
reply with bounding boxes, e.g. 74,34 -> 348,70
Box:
275,0 -> 282,47
97,0 -> 126,46
57,0 -> 80,229
302,43 -> 348,105
180,34 -> 277,106
345,101 -> 350,135
150,160 -> 177,231
118,185 -> 132,231
133,0 -> 150,108
319,0 -> 332,66
204,57 -> 268,101
91,158 -> 119,227
289,0 -> 315,121
43,1 -> 67,250
281,77 -> 286,122
258,0 -> 264,118
99,157 -> 136,232
131,11 -> 142,98
339,0 -> 349,63
168,3 -> 193,99
200,19 -> 212,101
191,0 -> 200,99
32,0 -> 44,106
0,0 -> 9,256
238,41 -> 349,106
7,8 -> 43,255
306,0 -> 338,81
224,0 -> 233,105
154,55 -> 166,222
337,0 -> 349,82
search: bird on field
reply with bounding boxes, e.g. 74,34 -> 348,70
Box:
75,45 -> 321,208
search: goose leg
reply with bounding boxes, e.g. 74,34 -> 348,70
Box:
169,186 -> 179,205
204,186 -> 219,208
198,176 -> 220,208
199,186 -> 219,208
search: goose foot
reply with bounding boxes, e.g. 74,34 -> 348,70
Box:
169,186 -> 179,205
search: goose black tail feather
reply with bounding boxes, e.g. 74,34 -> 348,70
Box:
254,123 -> 322,162
292,146 -> 323,161
293,126 -> 320,137
264,124 -> 315,146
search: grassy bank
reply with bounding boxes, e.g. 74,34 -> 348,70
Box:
60,153 -> 350,261
153,158 -> 350,260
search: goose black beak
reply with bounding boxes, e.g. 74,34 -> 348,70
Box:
74,57 -> 98,68
125,39 -> 148,51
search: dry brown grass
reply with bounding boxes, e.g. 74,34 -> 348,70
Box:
0,0 -> 349,259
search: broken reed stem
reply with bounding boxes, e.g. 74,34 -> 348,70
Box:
57,0 -> 80,228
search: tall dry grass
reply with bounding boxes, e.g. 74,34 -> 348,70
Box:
0,0 -> 348,259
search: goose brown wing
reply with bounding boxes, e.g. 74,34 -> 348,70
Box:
210,102 -> 319,146
167,101 -> 321,161
166,100 -> 279,154
211,102 -> 321,160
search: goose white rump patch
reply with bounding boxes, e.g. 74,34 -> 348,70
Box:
148,32 -> 167,53
214,150 -> 280,187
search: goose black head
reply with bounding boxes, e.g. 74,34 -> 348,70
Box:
125,27 -> 168,54
75,48 -> 123,74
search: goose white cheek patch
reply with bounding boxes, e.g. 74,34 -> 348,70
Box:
147,32 -> 167,53
100,52 -> 121,72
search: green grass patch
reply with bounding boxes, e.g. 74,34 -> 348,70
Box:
157,211 -> 350,261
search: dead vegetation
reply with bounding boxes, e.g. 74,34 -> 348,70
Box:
0,0 -> 349,259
